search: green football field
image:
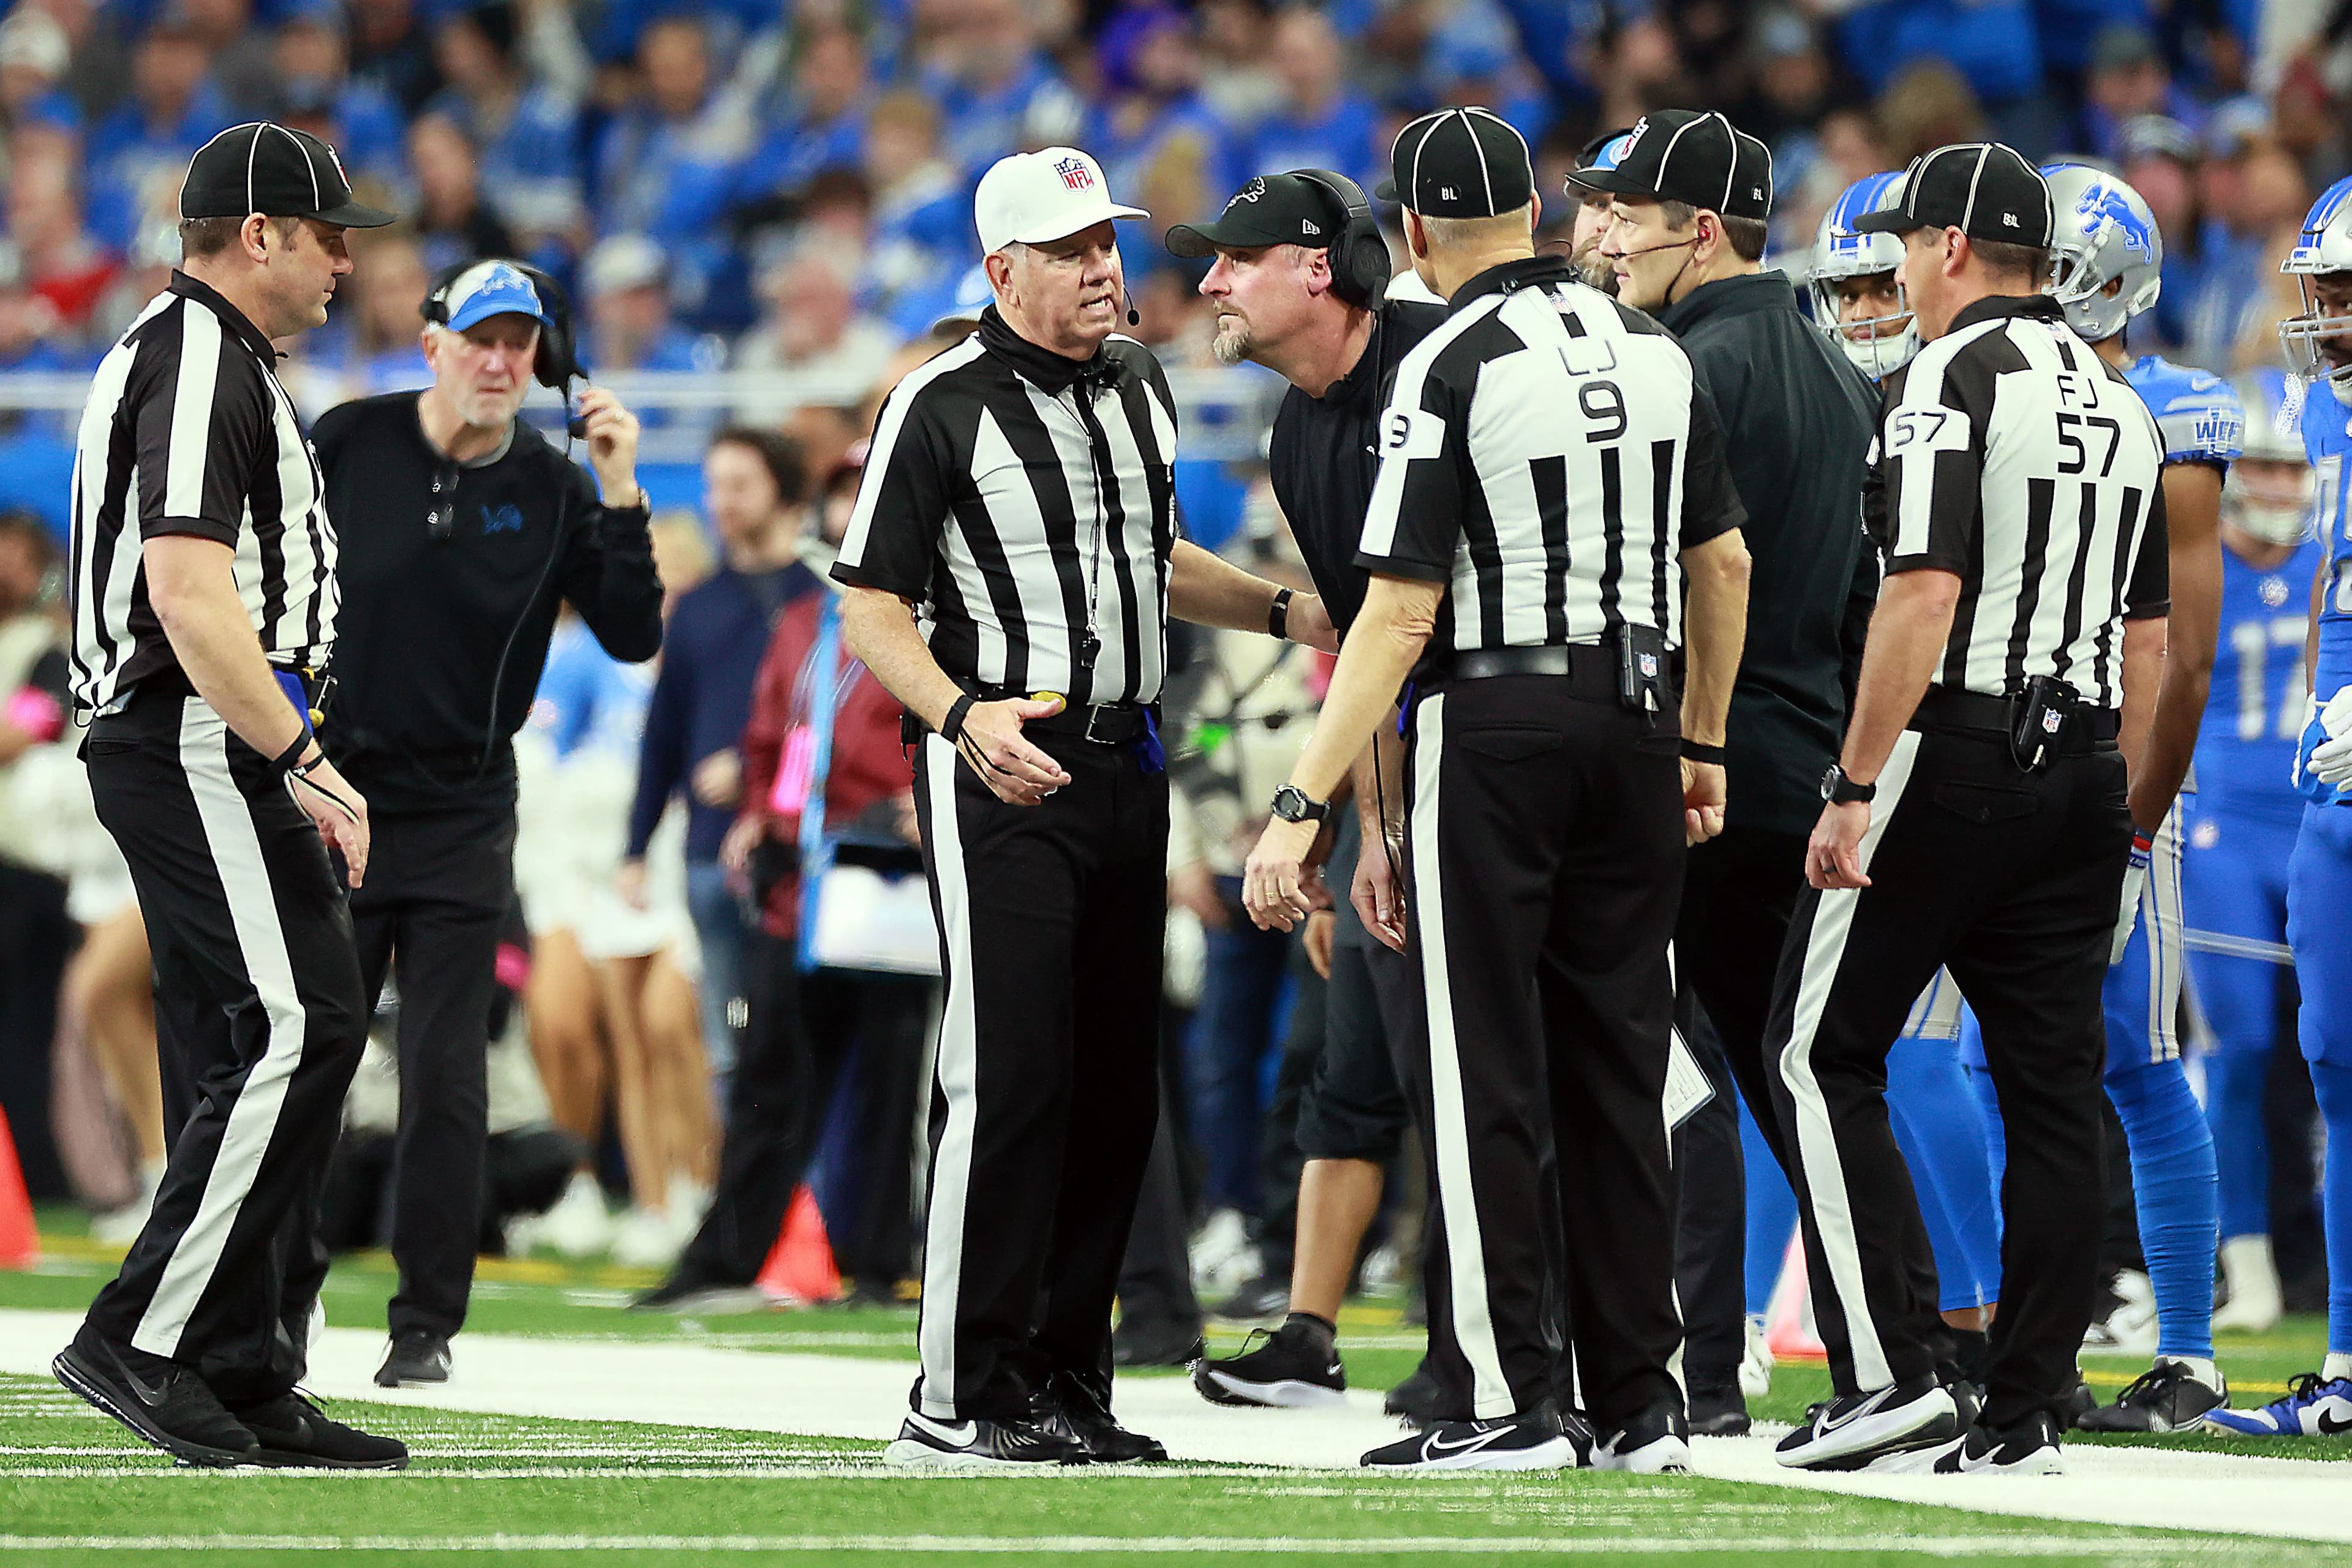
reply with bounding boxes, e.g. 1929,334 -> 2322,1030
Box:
1,1208 -> 2347,1566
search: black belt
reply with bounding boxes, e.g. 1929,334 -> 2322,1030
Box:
1433,645 -> 1622,703
1910,685 -> 2120,750
972,687 -> 1153,745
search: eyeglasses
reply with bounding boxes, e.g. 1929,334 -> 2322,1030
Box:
427,460 -> 458,541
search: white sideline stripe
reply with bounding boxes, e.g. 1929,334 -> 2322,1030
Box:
1776,731 -> 1924,1394
133,700 -> 314,1358
915,734 -> 976,1421
0,1535 -> 2283,1557
1407,694 -> 1512,1420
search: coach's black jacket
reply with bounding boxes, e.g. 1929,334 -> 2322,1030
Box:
312,392 -> 664,811
1656,270 -> 1882,836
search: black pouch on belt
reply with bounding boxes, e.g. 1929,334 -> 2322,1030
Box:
1616,624 -> 1672,717
2008,674 -> 2081,773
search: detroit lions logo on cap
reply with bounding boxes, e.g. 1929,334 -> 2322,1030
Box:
1055,156 -> 1095,192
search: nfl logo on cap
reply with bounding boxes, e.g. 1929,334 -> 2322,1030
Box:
1056,157 -> 1094,192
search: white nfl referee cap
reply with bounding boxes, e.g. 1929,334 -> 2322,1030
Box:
974,146 -> 1147,255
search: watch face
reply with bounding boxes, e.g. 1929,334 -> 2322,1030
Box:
1820,767 -> 1841,801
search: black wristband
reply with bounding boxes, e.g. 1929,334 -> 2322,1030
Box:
1680,739 -> 1726,765
273,731 -> 317,773
940,693 -> 975,744
1268,587 -> 1293,641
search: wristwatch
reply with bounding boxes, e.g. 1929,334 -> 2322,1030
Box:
1820,764 -> 1876,805
1270,784 -> 1329,824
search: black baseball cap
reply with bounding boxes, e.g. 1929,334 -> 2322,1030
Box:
1851,141 -> 2052,246
1166,172 -> 1354,257
1375,107 -> 1534,218
1571,109 -> 1772,219
179,121 -> 397,228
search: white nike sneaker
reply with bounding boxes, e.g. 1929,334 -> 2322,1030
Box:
1774,1379 -> 1958,1471
1929,1411 -> 2065,1475
2080,1268 -> 2158,1356
2212,1235 -> 2284,1335
1593,1402 -> 1691,1474
1360,1409 -> 1583,1471
1740,1313 -> 1774,1400
881,1411 -> 1087,1469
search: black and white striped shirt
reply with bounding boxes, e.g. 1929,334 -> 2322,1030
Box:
1869,293 -> 2168,710
831,307 -> 1179,707
1356,257 -> 1744,654
67,271 -> 337,714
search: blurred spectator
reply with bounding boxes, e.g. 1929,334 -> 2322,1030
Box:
584,234 -> 719,375
0,244 -> 72,381
83,13 -> 230,250
735,23 -> 872,202
1227,7 -> 1381,197
1740,10 -> 1843,151
921,0 -> 1082,177
24,0 -> 131,123
2119,113 -> 2203,350
347,230 -> 434,393
2187,132 -> 2309,372
1194,0 -> 1280,127
1593,16 -> 1691,135
270,0 -> 407,181
597,17 -> 756,245
2076,23 -> 2201,163
864,89 -> 967,323
624,428 -> 821,1091
1876,58 -> 1988,166
173,0 -> 276,116
348,0 -> 441,116
1088,4 -> 1226,208
427,1 -> 587,251
1834,0 -> 2043,137
410,111 -> 519,275
10,134 -> 116,338
0,7 -> 81,135
732,248 -> 897,424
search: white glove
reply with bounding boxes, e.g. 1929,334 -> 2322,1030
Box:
2313,688 -> 2352,785
2111,831 -> 2152,966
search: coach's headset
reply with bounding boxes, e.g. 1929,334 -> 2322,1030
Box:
1291,168 -> 1389,312
421,258 -> 587,437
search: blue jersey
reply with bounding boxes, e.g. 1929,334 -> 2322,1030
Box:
2128,355 -> 2245,468
2199,533 -> 2321,821
2300,375 -> 2352,805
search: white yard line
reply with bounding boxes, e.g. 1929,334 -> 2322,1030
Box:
0,1535 -> 2311,1557
1,1309 -> 2346,1545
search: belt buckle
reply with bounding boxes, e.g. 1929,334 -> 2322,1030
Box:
1083,705 -> 1120,745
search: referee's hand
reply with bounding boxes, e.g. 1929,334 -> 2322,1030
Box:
1806,800 -> 1871,891
955,697 -> 1072,806
1681,759 -> 1726,846
1242,817 -> 1321,931
287,754 -> 369,888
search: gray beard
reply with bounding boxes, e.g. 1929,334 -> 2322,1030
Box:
1576,257 -> 1618,297
1211,314 -> 1252,367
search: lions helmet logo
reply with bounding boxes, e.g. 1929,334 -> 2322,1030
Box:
2076,178 -> 2155,263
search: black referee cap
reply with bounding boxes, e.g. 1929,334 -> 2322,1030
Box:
180,121 -> 397,228
1376,107 -> 1534,218
1852,142 -> 2052,247
1570,109 -> 1772,220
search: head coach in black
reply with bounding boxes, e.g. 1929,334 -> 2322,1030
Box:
1582,107 -> 1883,1433
829,145 -> 1336,1469
306,257 -> 662,1390
1762,145 -> 2168,1476
1167,170 -> 1447,1411
1242,107 -> 1752,1472
56,122 -> 406,1469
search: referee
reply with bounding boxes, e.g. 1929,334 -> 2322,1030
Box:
55,123 -> 405,1469
1763,144 -> 2169,1476
1243,107 -> 1751,1473
831,146 -> 1335,1469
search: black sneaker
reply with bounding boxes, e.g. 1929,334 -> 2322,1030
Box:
1193,1321 -> 1347,1409
375,1330 -> 452,1388
1774,1378 -> 1958,1471
233,1390 -> 409,1469
1950,1379 -> 1986,1431
2076,1359 -> 2227,1434
53,1338 -> 258,1468
629,1277 -> 773,1314
2060,1376 -> 2097,1429
1362,1407 -> 1580,1471
1383,1359 -> 1445,1430
1594,1400 -> 1690,1473
1686,1385 -> 1750,1437
1110,1316 -> 1205,1368
1209,1275 -> 1291,1324
881,1411 -> 1089,1469
1932,1410 -> 2065,1474
1034,1373 -> 1166,1463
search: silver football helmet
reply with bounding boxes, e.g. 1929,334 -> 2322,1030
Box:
2280,176 -> 2352,396
1808,171 -> 1917,379
2041,163 -> 2163,344
2225,367 -> 2316,545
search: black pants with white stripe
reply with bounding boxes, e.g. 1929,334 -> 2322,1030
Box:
1762,725 -> 2127,1431
911,729 -> 1166,1422
79,682 -> 368,1404
1403,674 -> 1686,1432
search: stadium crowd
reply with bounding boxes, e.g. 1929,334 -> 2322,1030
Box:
3,0 -> 2352,1471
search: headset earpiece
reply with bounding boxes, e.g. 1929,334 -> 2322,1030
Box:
1292,168 -> 1388,311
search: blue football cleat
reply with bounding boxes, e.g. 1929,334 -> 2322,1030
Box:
2198,1373 -> 2352,1437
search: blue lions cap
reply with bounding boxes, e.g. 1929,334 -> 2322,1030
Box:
440,259 -> 551,333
